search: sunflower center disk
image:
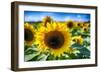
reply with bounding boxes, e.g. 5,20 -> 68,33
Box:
44,31 -> 64,49
67,22 -> 73,28
24,29 -> 34,41
78,23 -> 80,26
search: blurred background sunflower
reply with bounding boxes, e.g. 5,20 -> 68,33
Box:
42,16 -> 53,27
24,23 -> 35,46
72,36 -> 83,45
76,22 -> 83,28
35,22 -> 72,57
66,20 -> 77,30
82,27 -> 89,32
83,23 -> 90,27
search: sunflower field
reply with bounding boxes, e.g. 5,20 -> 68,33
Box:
24,16 -> 90,61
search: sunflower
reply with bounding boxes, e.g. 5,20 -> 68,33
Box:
24,23 -> 35,46
66,20 -> 76,29
83,23 -> 90,27
35,22 -> 72,57
82,27 -> 89,32
42,16 -> 53,27
76,22 -> 83,28
72,36 -> 83,45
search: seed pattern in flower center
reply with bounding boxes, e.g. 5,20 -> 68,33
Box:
44,31 -> 64,49
24,29 -> 34,41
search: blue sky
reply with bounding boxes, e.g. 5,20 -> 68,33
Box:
24,11 -> 90,22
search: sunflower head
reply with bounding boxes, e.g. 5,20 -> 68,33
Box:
66,20 -> 76,29
82,27 -> 89,32
42,16 -> 53,27
83,23 -> 90,27
76,22 -> 83,28
24,23 -> 35,46
35,22 -> 72,57
72,36 -> 83,45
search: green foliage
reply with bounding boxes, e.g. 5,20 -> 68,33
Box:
71,43 -> 90,59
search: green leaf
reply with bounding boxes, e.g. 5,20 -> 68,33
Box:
47,55 -> 56,60
36,53 -> 48,61
67,53 -> 77,59
78,47 -> 90,56
71,28 -> 80,36
80,32 -> 90,38
76,47 -> 90,59
24,45 -> 30,51
71,43 -> 83,49
71,43 -> 90,59
28,53 -> 41,61
25,48 -> 38,55
25,52 -> 40,61
83,41 -> 90,47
